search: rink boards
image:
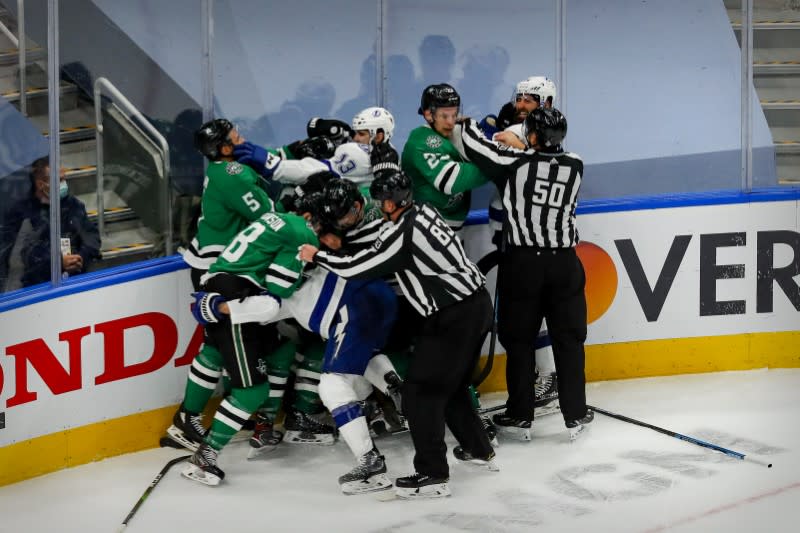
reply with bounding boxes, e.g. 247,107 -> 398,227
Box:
0,192 -> 798,485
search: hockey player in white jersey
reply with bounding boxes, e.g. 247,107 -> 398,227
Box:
233,106 -> 397,188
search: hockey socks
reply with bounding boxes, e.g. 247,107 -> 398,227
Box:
206,382 -> 270,450
182,345 -> 223,413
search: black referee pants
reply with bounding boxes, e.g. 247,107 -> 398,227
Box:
497,246 -> 588,423
402,287 -> 494,479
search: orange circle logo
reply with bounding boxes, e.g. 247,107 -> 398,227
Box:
576,241 -> 618,324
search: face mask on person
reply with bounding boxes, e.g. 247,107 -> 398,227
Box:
59,181 -> 69,199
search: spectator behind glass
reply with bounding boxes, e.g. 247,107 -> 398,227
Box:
0,157 -> 100,290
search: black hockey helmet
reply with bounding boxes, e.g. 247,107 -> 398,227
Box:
523,108 -> 567,149
293,190 -> 326,221
369,170 -> 413,208
418,83 -> 461,115
322,178 -> 362,225
194,118 -> 234,160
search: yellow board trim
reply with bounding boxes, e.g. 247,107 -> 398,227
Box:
475,331 -> 800,390
2,331 -> 798,487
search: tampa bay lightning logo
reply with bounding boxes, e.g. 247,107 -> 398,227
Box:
372,109 -> 382,117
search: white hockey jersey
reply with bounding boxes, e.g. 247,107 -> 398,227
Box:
272,142 -> 373,185
226,267 -> 356,340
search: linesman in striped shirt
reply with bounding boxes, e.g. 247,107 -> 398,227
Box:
299,170 -> 496,499
454,108 -> 593,441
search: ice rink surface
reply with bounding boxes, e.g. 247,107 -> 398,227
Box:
1,368 -> 798,533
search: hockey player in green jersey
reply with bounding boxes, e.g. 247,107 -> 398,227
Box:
182,205 -> 321,486
165,118 -> 292,453
401,83 -> 490,232
182,119 -> 280,277
402,85 -> 500,443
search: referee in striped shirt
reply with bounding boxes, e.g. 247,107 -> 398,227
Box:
299,170 -> 495,497
454,107 -> 593,440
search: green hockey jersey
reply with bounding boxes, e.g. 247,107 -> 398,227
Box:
358,185 -> 384,225
183,160 -> 278,270
401,125 -> 489,230
208,211 -> 319,298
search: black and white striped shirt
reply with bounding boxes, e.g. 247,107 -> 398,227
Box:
313,203 -> 485,317
456,119 -> 583,248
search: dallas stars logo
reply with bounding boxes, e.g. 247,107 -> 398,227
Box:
425,135 -> 443,149
226,161 -> 244,175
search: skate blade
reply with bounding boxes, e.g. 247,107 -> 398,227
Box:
247,444 -> 280,460
284,430 -> 335,446
496,425 -> 531,441
569,423 -> 590,441
164,426 -> 200,452
341,474 -> 393,495
373,426 -> 410,439
387,483 -> 451,500
460,458 -> 500,472
534,401 -> 561,417
181,464 -> 222,486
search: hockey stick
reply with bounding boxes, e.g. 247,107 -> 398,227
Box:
588,405 -> 773,468
116,454 -> 191,532
472,251 -> 500,387
477,402 -> 506,415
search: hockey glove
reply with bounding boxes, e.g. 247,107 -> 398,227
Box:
191,291 -> 224,326
478,114 -> 499,138
370,141 -> 400,179
496,102 -> 517,131
233,141 -> 280,178
307,118 -> 353,144
287,136 -> 337,160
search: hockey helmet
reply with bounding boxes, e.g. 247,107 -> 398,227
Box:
515,76 -> 557,108
322,179 -> 363,229
523,108 -> 567,149
194,118 -> 235,160
293,190 -> 327,223
369,170 -> 413,208
352,107 -> 395,143
418,83 -> 460,115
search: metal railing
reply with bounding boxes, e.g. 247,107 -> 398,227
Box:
0,0 -> 28,115
93,77 -> 172,255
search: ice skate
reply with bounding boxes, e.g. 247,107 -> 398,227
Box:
391,473 -> 451,500
284,408 -> 336,445
534,372 -> 561,417
338,448 -> 393,495
384,370 -> 404,414
480,415 -> 499,447
163,404 -> 208,452
453,446 -> 499,472
492,412 -> 532,441
247,414 -> 284,459
182,443 -> 225,486
566,409 -> 594,441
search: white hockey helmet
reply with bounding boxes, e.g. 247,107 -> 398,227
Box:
351,107 -> 395,143
515,76 -> 557,107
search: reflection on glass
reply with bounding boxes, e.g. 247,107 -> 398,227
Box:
213,0 -> 376,148
385,0 -> 556,209
61,0 -> 203,276
0,3 -> 51,293
1,158 -> 100,292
